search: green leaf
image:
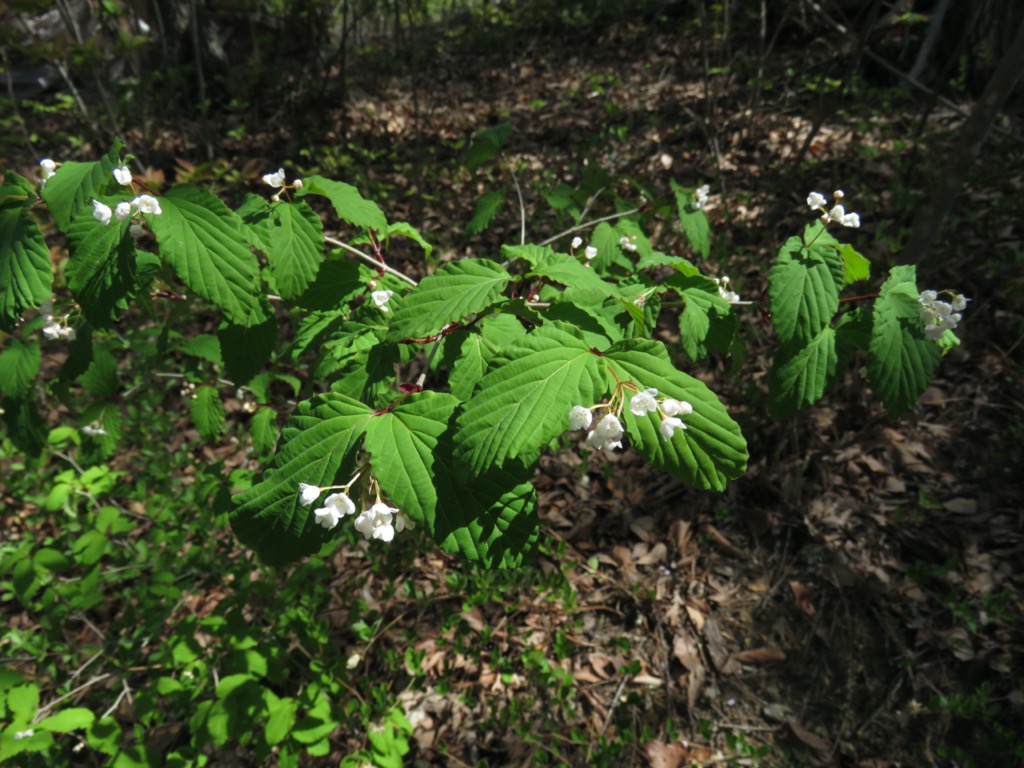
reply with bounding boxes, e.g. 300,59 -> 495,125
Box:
1,397 -> 47,456
189,385 -> 224,440
768,328 -> 838,418
250,407 -> 279,459
587,221 -> 632,273
867,266 -> 940,418
386,221 -> 433,259
671,277 -> 736,362
79,347 -> 119,399
387,258 -> 511,341
150,185 -> 261,324
605,340 -> 747,491
7,683 -> 39,721
454,323 -> 606,477
267,200 -> 324,299
518,248 -> 618,300
0,200 -> 51,332
298,175 -> 387,233
364,392 -> 459,523
65,218 -> 138,328
769,236 -> 839,345
265,697 -> 298,746
465,122 -> 510,172
181,334 -> 222,365
39,141 -> 123,230
840,244 -> 870,285
443,313 -> 527,401
296,260 -> 364,311
466,190 -> 504,235
218,307 -> 278,385
0,339 -> 40,398
231,393 -> 373,564
672,180 -> 710,259
38,707 -> 96,732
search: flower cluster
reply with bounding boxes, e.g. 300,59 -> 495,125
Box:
41,313 -> 75,341
82,421 -> 108,437
807,190 -> 860,228
692,184 -> 710,210
298,478 -> 413,544
262,167 -> 303,201
619,235 -> 639,253
567,388 -> 695,452
569,236 -> 598,262
712,275 -> 740,303
14,729 -> 34,740
918,290 -> 968,341
92,195 -> 162,226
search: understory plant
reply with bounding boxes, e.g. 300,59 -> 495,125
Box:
0,139 -> 969,568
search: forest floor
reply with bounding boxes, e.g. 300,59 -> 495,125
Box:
7,9 -> 1024,768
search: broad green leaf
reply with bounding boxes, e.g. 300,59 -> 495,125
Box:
231,393 -> 373,564
672,180 -> 710,259
0,339 -> 40,398
79,347 -> 119,399
587,221 -> 633,273
364,392 -> 459,523
769,236 -> 839,345
544,301 -> 624,347
605,340 -> 747,491
250,407 -> 279,459
7,683 -> 39,721
266,200 -> 324,299
65,217 -> 137,328
521,248 -> 618,300
38,707 -> 95,732
296,260 -> 364,311
181,334 -> 223,365
298,175 -> 387,233
2,398 -> 47,456
387,258 -> 511,342
265,697 -> 298,746
39,141 -> 123,230
768,328 -> 838,418
465,122 -> 510,172
219,307 -> 278,385
671,277 -> 736,362
235,193 -> 272,251
840,244 -> 871,285
442,313 -> 528,401
636,250 -> 699,275
466,190 -> 504,235
151,185 -> 261,324
189,385 -> 224,440
867,266 -> 940,418
0,200 -> 51,332
454,323 -> 606,477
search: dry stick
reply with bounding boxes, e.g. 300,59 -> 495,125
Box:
35,673 -> 113,722
323,234 -> 418,286
903,14 -> 1024,265
537,207 -> 642,247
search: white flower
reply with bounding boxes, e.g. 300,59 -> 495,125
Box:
372,289 -> 394,312
833,189 -> 844,200
586,413 -> 624,452
298,482 -> 322,506
132,195 -> 162,215
951,294 -> 969,312
659,416 -> 686,440
629,388 -> 659,416
918,289 -> 967,342
619,236 -> 638,252
92,199 -> 112,226
14,729 -> 34,740
571,236 -> 583,250
661,398 -> 692,417
806,191 -> 827,210
114,201 -> 132,221
841,212 -> 860,228
394,509 -> 415,533
293,178 -> 303,190
692,184 -> 710,209
82,421 -> 107,436
113,166 -> 132,185
262,168 -> 286,187
313,491 -> 356,529
584,246 -> 598,261
324,492 -> 356,517
354,501 -> 398,542
39,158 -> 57,186
828,204 -> 846,223
713,276 -> 740,302
568,405 -> 593,431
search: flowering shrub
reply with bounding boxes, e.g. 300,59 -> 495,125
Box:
0,140 -> 967,568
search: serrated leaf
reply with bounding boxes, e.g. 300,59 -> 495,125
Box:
0,339 -> 40,398
522,249 -> 618,300
465,123 -> 510,172
840,244 -> 870,285
218,308 -> 278,385
587,221 -> 633,273
265,697 -> 298,746
867,266 -> 940,418
2,397 -> 47,456
768,328 -> 838,418
181,334 -> 223,365
364,392 -> 459,523
267,200 -> 324,299
79,347 -> 119,399
250,407 -> 279,459
39,142 -> 123,230
388,258 -> 511,341
386,221 -> 433,259
296,259 -> 363,311
38,707 -> 95,733
544,301 -> 624,347
672,180 -> 710,258
672,278 -> 736,362
769,236 -> 839,345
466,190 -> 504,235
298,175 -> 387,233
65,218 -> 137,328
442,313 -> 527,401
454,323 -> 605,477
150,185 -> 261,324
231,393 -> 373,564
0,201 -> 51,332
605,340 -> 747,491
190,385 -> 224,440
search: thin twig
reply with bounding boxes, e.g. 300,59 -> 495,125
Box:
538,207 -> 643,247
507,162 -> 527,245
36,671 -> 110,719
324,235 -> 418,286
